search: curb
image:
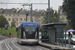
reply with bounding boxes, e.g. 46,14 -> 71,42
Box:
39,43 -> 70,50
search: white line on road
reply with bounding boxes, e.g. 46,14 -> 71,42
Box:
12,40 -> 21,50
5,39 -> 13,50
7,40 -> 13,50
12,38 -> 32,50
5,41 -> 10,50
0,39 -> 9,50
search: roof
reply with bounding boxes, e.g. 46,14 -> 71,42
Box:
0,9 -> 45,16
41,22 -> 67,27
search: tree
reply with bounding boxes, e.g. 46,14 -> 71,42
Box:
11,20 -> 15,27
0,15 -> 8,34
44,8 -> 59,24
62,0 -> 75,29
66,23 -> 72,30
0,15 -> 8,28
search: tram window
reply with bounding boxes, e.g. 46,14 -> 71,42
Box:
47,33 -> 48,36
17,28 -> 21,38
25,26 -> 36,31
42,32 -> 45,36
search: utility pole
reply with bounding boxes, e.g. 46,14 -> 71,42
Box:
30,4 -> 32,22
58,9 -> 60,22
48,0 -> 50,23
35,11 -> 36,22
44,12 -> 46,24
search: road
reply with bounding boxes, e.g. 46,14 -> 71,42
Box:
0,36 -> 50,50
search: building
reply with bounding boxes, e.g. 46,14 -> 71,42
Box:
0,8 -> 45,27
58,6 -> 68,22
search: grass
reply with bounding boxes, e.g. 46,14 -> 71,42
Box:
0,27 -> 17,37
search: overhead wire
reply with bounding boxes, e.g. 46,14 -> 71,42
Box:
40,0 -> 43,3
6,0 -> 9,9
27,0 -> 31,3
0,2 -> 48,5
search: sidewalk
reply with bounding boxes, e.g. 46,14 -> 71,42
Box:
39,41 -> 70,50
56,42 -> 75,50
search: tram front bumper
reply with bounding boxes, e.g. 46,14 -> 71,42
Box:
21,39 -> 38,44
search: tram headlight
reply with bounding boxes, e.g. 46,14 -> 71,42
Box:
24,36 -> 25,39
35,36 -> 37,39
23,31 -> 26,39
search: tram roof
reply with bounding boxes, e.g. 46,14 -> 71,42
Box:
22,22 -> 38,28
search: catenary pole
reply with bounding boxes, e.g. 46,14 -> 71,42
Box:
30,4 -> 32,22
48,0 -> 50,23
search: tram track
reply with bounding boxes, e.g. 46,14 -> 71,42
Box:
1,37 -> 50,50
5,40 -> 13,50
12,38 -> 50,50
12,40 -> 21,50
4,38 -> 20,50
27,45 -> 50,50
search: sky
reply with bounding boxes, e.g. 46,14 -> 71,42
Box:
0,0 -> 63,11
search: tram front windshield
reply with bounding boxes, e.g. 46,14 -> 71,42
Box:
25,26 -> 36,31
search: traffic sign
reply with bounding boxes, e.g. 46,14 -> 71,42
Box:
5,25 -> 8,30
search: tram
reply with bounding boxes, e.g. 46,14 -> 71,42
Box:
16,22 -> 39,44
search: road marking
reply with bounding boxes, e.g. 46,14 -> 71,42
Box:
7,40 -> 13,50
5,41 -> 10,50
13,38 -> 32,50
12,40 -> 21,50
0,39 -> 8,50
5,39 -> 13,50
0,39 -> 7,43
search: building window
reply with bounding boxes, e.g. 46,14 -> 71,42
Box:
17,23 -> 18,26
17,18 -> 18,21
20,18 -> 22,21
9,14 -> 11,16
14,14 -> 15,16
8,18 -> 11,21
24,18 -> 26,21
17,14 -> 19,16
13,18 -> 14,21
6,14 -> 7,16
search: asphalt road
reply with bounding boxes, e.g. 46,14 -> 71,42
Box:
0,36 -> 50,50
0,36 -> 8,41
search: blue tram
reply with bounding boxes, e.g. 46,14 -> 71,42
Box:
16,22 -> 39,44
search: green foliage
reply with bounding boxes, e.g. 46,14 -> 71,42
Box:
60,21 -> 64,23
66,23 -> 72,30
44,8 -> 59,24
0,27 -> 17,37
0,15 -> 8,28
62,0 -> 75,29
11,20 -> 15,27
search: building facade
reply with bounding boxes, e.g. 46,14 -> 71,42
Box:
58,6 -> 68,22
0,8 -> 45,27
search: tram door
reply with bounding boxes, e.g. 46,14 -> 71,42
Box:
42,30 -> 49,42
